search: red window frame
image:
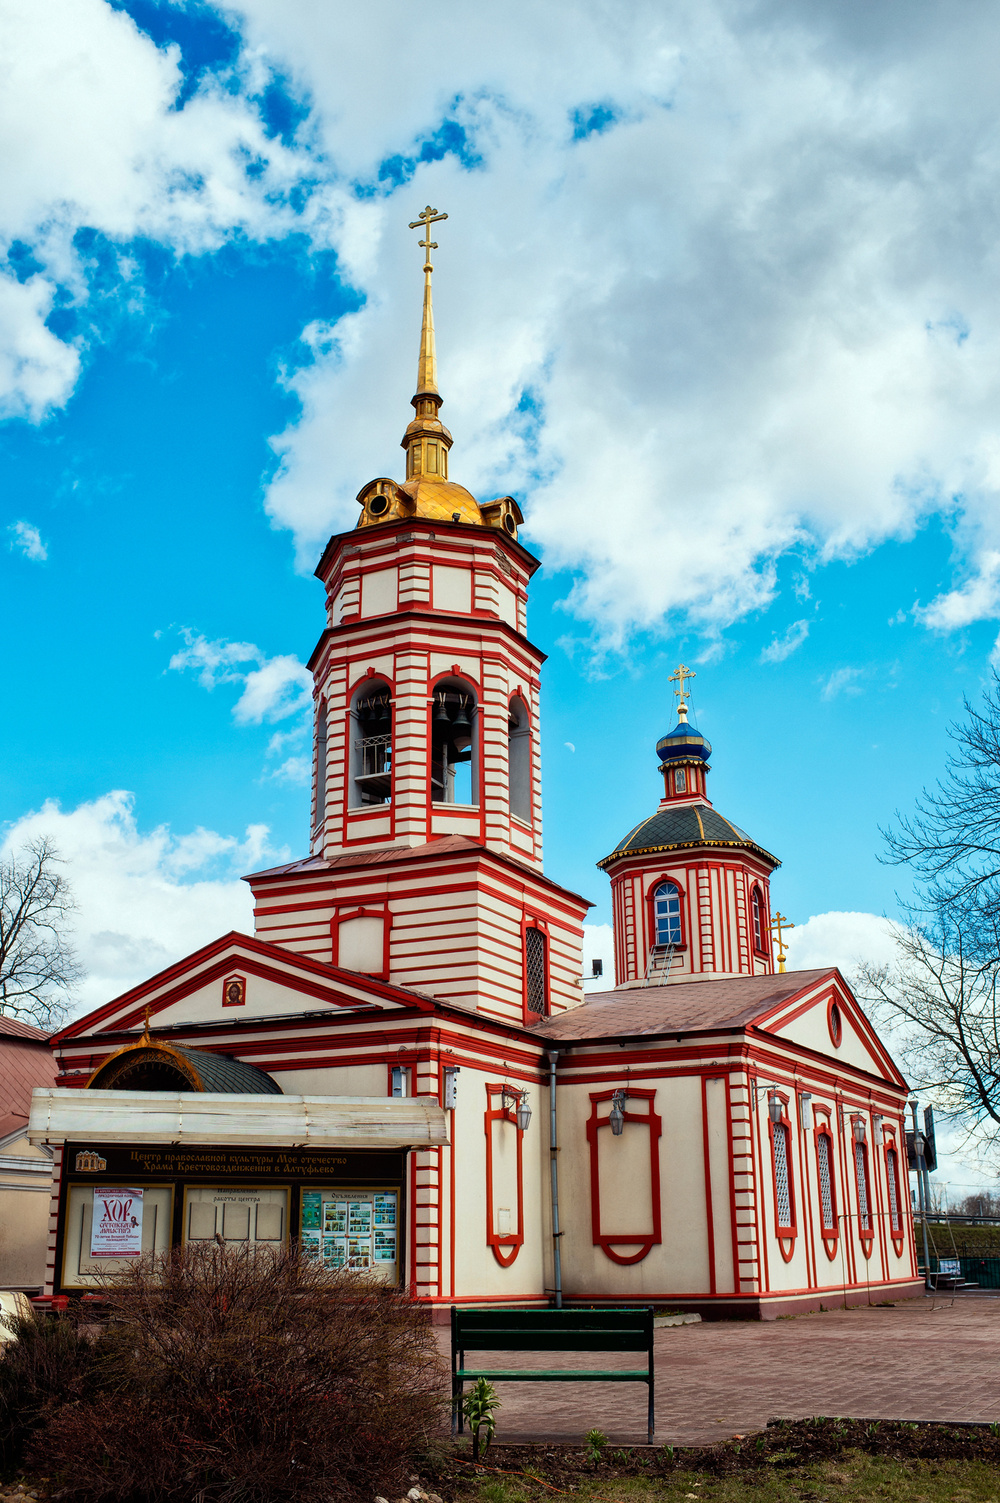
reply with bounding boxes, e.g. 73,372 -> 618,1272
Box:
750,884 -> 768,956
813,1119 -> 839,1258
646,875 -> 687,951
884,1135 -> 904,1248
522,919 -> 549,1022
768,1094 -> 797,1259
852,1124 -> 875,1251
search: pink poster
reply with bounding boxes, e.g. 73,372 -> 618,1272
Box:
91,1187 -> 143,1257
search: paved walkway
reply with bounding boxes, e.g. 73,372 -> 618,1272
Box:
443,1297 -> 1000,1447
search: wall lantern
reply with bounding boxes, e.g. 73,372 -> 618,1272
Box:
609,1087 -> 629,1136
872,1113 -> 884,1146
768,1088 -> 783,1125
502,1086 -> 531,1132
799,1092 -> 813,1131
853,1116 -> 867,1145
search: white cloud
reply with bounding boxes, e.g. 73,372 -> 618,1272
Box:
784,910 -> 902,976
821,666 -> 864,700
1,792 -> 281,1017
168,629 -> 312,724
7,519 -> 47,561
761,619 -> 810,665
582,921 -> 614,992
213,0 -> 1000,648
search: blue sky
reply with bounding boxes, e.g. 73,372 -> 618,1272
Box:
4,0 -> 1000,1188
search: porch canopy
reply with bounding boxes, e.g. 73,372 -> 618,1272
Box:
28,1089 -> 448,1151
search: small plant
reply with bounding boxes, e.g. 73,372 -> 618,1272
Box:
584,1428 -> 608,1463
463,1377 -> 501,1463
660,1444 -> 675,1463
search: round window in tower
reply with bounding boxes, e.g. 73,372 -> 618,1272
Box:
828,999 -> 843,1048
368,494 -> 390,517
503,513 -> 517,535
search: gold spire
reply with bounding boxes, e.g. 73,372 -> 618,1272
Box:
409,205 -> 445,395
669,663 -> 696,723
402,207 -> 453,482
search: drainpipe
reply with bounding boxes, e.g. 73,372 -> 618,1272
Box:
548,1049 -> 563,1309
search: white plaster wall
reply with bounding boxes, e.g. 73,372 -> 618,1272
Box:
267,1064 -> 387,1096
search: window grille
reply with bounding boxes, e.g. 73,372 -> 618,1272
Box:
773,1123 -> 792,1228
654,882 -> 682,945
855,1141 -> 871,1231
886,1147 -> 901,1231
817,1132 -> 835,1231
525,927 -> 548,1015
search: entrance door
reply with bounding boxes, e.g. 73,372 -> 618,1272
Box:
183,1186 -> 288,1246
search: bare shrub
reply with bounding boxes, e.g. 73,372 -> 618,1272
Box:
0,1305 -> 102,1479
31,1243 -> 446,1503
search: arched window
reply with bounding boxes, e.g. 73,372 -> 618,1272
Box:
885,1145 -> 902,1233
653,882 -> 682,945
854,1139 -> 872,1235
751,886 -> 764,953
816,1129 -> 837,1234
431,678 -> 478,806
350,682 -> 392,808
314,700 -> 327,826
525,926 -> 548,1017
508,696 -> 531,822
771,1117 -> 795,1234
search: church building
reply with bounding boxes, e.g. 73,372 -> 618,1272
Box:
29,210 -> 921,1317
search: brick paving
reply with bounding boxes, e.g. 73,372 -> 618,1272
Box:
442,1296 -> 1000,1447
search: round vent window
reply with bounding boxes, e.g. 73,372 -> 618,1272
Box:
503,512 -> 517,534
368,494 -> 390,516
828,1001 -> 842,1048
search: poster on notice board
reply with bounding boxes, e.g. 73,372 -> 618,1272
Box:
91,1187 -> 144,1257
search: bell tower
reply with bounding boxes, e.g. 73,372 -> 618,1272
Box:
598,666 -> 780,986
247,209 -> 590,1023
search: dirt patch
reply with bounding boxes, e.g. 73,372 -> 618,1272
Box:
419,1419 -> 1000,1494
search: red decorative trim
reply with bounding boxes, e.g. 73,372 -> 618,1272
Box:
521,913 -> 550,1024
827,996 -> 843,1048
850,1118 -> 875,1254
812,1109 -> 839,1261
750,884 -> 768,957
484,1083 -> 525,1267
221,974 -> 246,1007
331,906 -> 392,981
644,873 -> 689,952
883,1131 -> 905,1254
767,1092 -> 797,1261
586,1088 -> 662,1265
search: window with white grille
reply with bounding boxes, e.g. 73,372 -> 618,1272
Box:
654,882 -> 682,945
855,1142 -> 871,1231
525,927 -> 548,1016
886,1147 -> 901,1231
817,1132 -> 835,1231
773,1123 -> 793,1229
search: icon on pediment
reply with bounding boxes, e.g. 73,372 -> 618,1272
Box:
223,974 -> 246,1008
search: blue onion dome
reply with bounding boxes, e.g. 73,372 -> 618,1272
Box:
655,717 -> 712,765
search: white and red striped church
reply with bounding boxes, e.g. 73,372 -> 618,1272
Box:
29,210 -> 920,1317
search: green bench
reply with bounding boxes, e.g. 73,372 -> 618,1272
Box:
451,1306 -> 655,1444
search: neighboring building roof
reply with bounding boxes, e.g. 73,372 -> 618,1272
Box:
598,802 -> 779,870
530,968 -> 836,1041
88,1040 -> 283,1094
0,1020 -> 58,1140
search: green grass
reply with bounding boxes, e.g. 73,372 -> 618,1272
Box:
461,1456 -> 1000,1503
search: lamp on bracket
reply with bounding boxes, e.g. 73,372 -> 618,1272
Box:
768,1087 -> 783,1125
609,1087 -> 630,1136
502,1085 -> 531,1132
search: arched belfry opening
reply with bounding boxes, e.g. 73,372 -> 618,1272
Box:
431,679 -> 478,805
350,682 -> 393,807
508,696 -> 531,822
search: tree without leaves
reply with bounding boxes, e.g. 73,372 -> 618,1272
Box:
0,837 -> 82,1028
882,669 -> 1000,953
854,911 -> 1000,1149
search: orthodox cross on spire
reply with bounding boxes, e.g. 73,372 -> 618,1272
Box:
407,205 -> 448,398
770,911 -> 795,974
669,663 -> 696,722
409,204 -> 448,273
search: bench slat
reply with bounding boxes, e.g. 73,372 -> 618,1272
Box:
456,1333 -> 650,1351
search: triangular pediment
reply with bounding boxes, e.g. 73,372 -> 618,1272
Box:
753,969 -> 906,1088
54,932 -> 435,1042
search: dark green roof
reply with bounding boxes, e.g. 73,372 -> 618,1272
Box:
172,1047 -> 283,1094
598,802 -> 780,870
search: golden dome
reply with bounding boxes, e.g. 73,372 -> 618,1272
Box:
399,477 -> 482,525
